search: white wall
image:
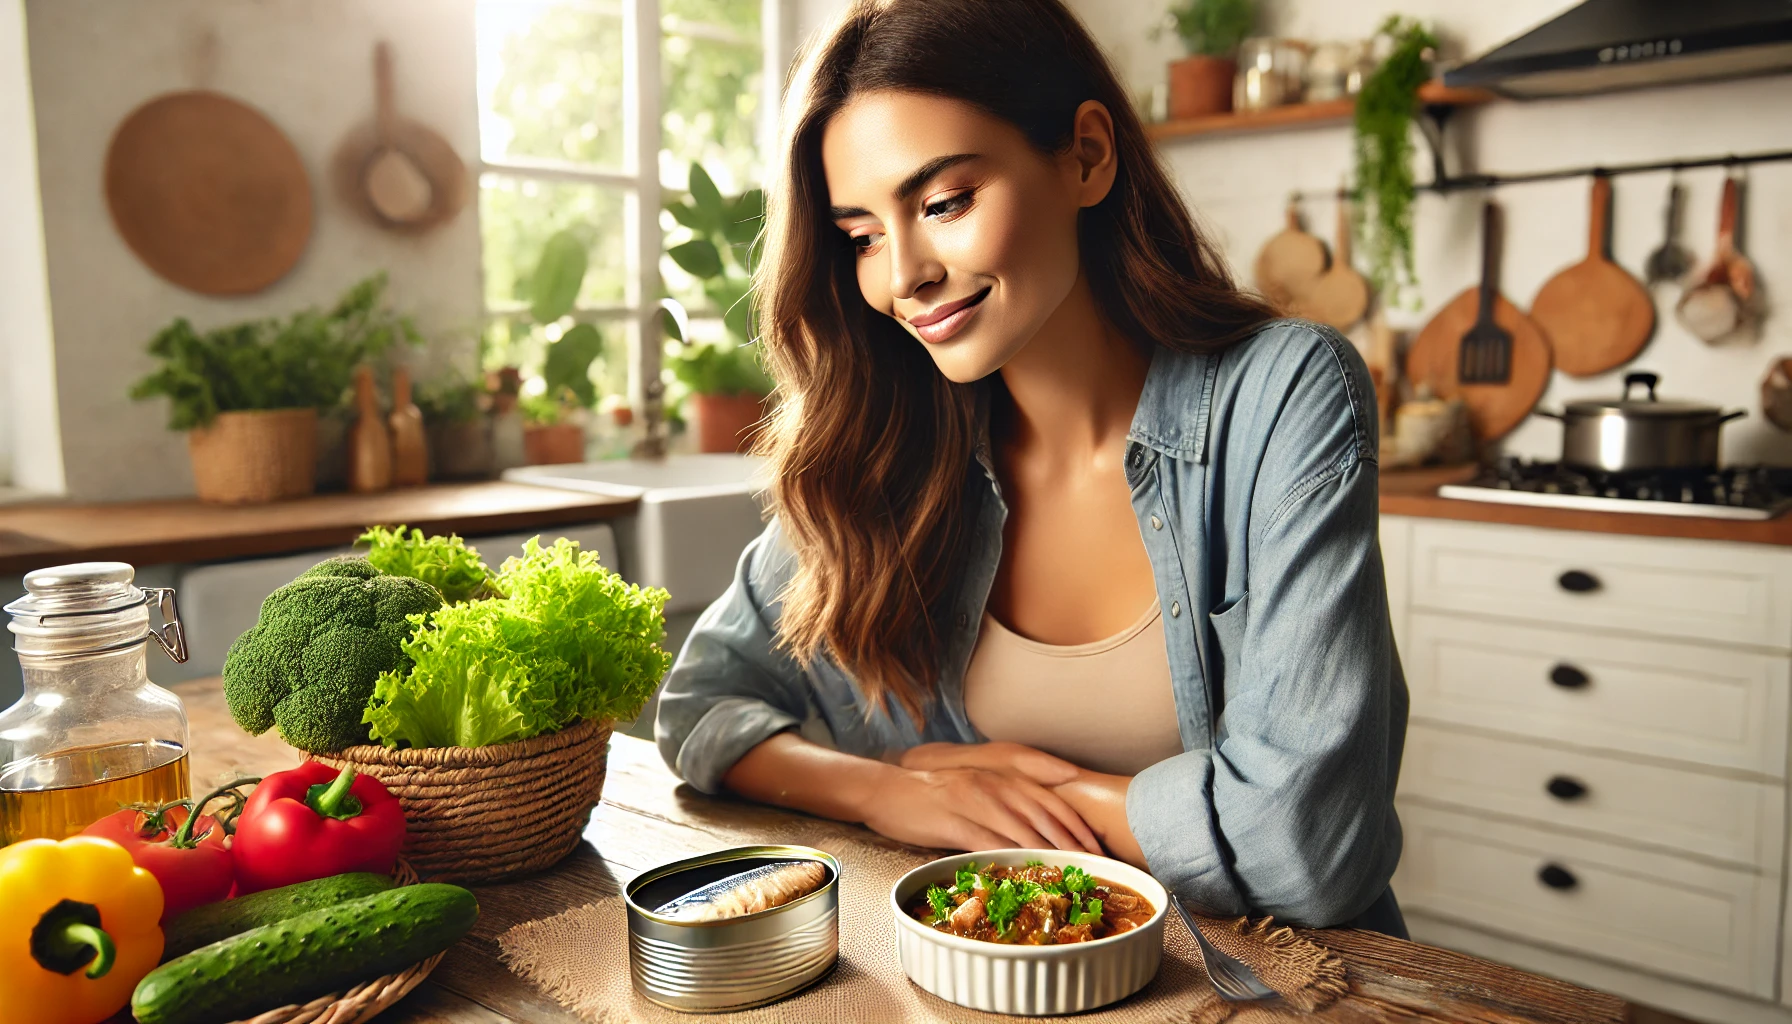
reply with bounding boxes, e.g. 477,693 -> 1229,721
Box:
1,0 -> 63,495
1071,0 -> 1792,466
24,0 -> 483,501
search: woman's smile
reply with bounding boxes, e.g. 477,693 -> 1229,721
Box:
905,286 -> 991,344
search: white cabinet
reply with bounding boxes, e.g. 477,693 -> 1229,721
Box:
1385,514 -> 1792,1018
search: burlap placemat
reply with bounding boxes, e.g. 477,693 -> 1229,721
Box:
499,815 -> 1345,1023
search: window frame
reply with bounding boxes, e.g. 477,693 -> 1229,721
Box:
474,0 -> 786,449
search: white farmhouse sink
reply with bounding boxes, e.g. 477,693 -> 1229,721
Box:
503,454 -> 771,614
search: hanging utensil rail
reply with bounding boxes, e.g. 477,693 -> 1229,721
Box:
1289,146 -> 1792,201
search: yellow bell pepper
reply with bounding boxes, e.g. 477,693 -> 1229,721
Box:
0,836 -> 165,1024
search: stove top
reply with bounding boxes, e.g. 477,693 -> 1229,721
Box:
1437,459 -> 1792,520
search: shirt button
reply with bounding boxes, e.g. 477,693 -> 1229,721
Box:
1150,515 -> 1163,530
1170,602 -> 1181,618
956,612 -> 968,628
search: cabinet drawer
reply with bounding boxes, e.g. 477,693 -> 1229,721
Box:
1410,519 -> 1792,649
1406,612 -> 1789,777
1393,804 -> 1778,998
1399,724 -> 1785,870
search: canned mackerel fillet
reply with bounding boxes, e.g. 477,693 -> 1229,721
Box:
624,845 -> 840,1012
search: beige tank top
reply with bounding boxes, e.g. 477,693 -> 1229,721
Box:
962,601 -> 1184,776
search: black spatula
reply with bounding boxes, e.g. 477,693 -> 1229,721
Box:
1458,201 -> 1512,384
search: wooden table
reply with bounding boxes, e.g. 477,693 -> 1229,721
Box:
0,482 -> 639,575
178,678 -> 1630,1024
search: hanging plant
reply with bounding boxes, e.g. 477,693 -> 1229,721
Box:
1352,16 -> 1437,308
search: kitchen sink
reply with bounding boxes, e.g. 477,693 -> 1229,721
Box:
502,454 -> 771,614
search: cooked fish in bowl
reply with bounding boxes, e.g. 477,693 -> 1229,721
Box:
905,859 -> 1155,944
891,849 -> 1168,1015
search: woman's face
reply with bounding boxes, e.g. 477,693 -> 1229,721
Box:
821,91 -> 1115,383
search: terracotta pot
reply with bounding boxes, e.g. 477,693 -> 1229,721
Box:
187,408 -> 318,504
1167,56 -> 1235,119
524,422 -> 586,465
692,392 -> 768,454
428,418 -> 495,480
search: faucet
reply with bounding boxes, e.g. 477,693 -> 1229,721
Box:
633,298 -> 690,460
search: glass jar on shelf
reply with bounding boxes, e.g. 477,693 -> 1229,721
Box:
1,562 -> 192,843
1234,38 -> 1311,111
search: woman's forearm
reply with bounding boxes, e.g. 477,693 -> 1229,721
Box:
1052,772 -> 1145,867
720,731 -> 897,823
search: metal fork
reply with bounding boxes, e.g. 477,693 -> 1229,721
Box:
1170,893 -> 1281,1004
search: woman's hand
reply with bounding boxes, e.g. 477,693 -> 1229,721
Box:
863,764 -> 1103,854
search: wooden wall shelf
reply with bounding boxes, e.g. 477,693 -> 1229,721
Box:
1146,83 -> 1496,143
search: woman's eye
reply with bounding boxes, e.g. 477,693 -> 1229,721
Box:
924,191 -> 973,219
852,231 -> 884,254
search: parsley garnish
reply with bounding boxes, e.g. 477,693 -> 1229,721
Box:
953,862 -> 980,895
984,878 -> 1046,937
1067,894 -> 1104,927
1024,858 -> 1044,867
925,886 -> 955,923
1061,865 -> 1095,897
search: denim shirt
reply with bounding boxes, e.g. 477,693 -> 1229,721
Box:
654,319 -> 1408,931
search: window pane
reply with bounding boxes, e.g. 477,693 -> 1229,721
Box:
478,0 -> 625,168
481,175 -> 628,311
661,31 -> 762,194
663,0 -> 759,34
482,317 -> 627,407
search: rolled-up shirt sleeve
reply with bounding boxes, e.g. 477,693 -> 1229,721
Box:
1127,453 -> 1403,927
655,518 -> 815,793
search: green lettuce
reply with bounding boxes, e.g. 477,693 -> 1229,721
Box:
357,525 -> 500,603
362,537 -> 671,748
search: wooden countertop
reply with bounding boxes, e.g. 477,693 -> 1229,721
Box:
0,482 -> 639,575
175,677 -> 1629,1024
1380,465 -> 1792,546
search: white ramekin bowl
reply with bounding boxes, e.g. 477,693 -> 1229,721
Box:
890,849 -> 1167,1015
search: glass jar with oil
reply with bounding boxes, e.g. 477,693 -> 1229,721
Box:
1,562 -> 192,843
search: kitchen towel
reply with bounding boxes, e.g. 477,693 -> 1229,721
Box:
497,814 -> 1346,1024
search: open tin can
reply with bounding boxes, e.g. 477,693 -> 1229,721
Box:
624,845 -> 840,1012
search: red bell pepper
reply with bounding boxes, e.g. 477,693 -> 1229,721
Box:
81,778 -> 257,921
231,762 -> 406,894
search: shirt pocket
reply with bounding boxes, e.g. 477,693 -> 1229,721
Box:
1208,593 -> 1250,698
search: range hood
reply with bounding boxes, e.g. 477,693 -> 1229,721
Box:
1444,0 -> 1792,98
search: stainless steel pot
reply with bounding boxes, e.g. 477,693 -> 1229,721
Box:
1539,372 -> 1745,473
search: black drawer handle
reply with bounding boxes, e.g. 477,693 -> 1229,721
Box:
1538,863 -> 1578,890
1557,570 -> 1601,593
1546,776 -> 1588,801
1549,663 -> 1590,689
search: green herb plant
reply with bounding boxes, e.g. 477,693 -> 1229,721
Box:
664,162 -> 772,400
130,275 -> 419,430
363,537 -> 671,749
1352,16 -> 1438,307
358,526 -> 501,603
527,229 -> 610,412
1165,0 -> 1256,57
413,374 -> 485,426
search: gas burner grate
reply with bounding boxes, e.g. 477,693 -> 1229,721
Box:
1438,459 -> 1792,520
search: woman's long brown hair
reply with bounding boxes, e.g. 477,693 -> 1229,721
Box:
754,0 -> 1276,721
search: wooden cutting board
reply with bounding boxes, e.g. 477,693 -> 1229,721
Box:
1253,201 -> 1327,311
105,90 -> 312,295
1405,202 -> 1551,442
1530,175 -> 1654,377
1293,194 -> 1370,331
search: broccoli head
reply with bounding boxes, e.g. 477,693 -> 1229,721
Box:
223,555 -> 443,752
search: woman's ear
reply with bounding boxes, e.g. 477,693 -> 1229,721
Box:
1068,100 -> 1118,208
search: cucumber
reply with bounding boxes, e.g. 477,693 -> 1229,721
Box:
132,884 -> 478,1024
161,872 -> 396,961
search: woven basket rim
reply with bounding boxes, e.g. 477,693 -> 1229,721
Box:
318,716 -> 611,769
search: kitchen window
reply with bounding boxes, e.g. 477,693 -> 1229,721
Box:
475,0 -> 772,427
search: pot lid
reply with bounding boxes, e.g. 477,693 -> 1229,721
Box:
1561,372 -> 1726,419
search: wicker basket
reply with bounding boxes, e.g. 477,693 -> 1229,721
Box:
309,717 -> 613,884
229,861 -> 440,1024
188,408 -> 319,504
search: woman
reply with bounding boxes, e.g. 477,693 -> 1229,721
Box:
656,0 -> 1407,936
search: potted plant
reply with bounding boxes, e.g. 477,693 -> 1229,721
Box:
130,274 -> 418,503
520,389 -> 587,464
415,372 -> 495,480
664,162 -> 772,453
1352,16 -> 1438,309
1165,0 -> 1257,119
